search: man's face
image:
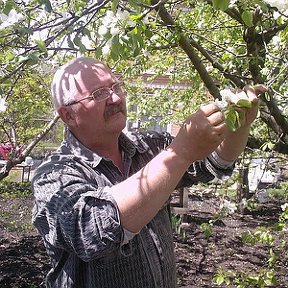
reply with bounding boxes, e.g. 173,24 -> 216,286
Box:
61,60 -> 127,140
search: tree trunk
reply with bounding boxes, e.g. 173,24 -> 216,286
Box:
0,115 -> 59,181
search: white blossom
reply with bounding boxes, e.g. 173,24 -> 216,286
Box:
102,11 -> 117,28
0,97 -> 7,112
272,11 -> 281,19
142,49 -> 151,57
220,199 -> 237,214
102,45 -> 110,55
240,198 -> 247,207
110,26 -> 120,36
100,9 -> 136,41
102,39 -> 112,55
264,0 -> 288,13
219,89 -> 248,105
150,35 -> 159,42
272,35 -> 281,45
116,10 -> 130,21
98,25 -> 108,36
126,20 -> 136,27
142,16 -> 150,25
230,91 -> 249,103
220,89 -> 235,102
281,203 -> 288,211
229,0 -> 238,7
214,98 -> 229,110
0,9 -> 23,29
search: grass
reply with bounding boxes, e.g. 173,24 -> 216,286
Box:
0,180 -> 32,198
0,179 -> 34,233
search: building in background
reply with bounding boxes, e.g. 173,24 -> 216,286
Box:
124,72 -> 192,136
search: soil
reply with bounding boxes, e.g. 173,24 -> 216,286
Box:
0,189 -> 287,288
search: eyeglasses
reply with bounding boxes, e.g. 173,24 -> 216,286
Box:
65,81 -> 126,106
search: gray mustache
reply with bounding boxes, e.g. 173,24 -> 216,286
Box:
104,105 -> 125,119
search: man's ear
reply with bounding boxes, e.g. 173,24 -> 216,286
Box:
58,107 -> 76,126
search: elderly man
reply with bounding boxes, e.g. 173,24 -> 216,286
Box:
32,56 -> 264,288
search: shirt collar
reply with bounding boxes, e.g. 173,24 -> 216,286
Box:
58,129 -> 148,168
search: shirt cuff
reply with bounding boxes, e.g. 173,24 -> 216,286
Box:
122,228 -> 137,245
207,151 -> 234,169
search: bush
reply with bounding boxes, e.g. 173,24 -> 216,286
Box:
0,180 -> 32,198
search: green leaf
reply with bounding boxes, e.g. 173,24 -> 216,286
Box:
27,52 -> 40,66
17,52 -> 40,66
0,80 -> 13,87
241,10 -> 254,27
236,99 -> 252,108
41,0 -> 52,13
17,27 -> 33,36
212,0 -> 229,11
82,28 -> 91,39
213,274 -> 225,285
6,52 -> 15,61
73,35 -> 87,53
144,29 -> 153,38
35,40 -> 48,54
67,36 -> 75,49
3,0 -> 16,15
225,108 -> 240,132
111,0 -> 119,12
110,36 -> 121,61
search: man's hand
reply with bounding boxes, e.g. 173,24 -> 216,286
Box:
169,103 -> 226,163
217,84 -> 267,131
215,84 -> 267,162
240,84 -> 267,128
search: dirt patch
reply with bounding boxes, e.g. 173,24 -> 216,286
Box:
0,192 -> 287,287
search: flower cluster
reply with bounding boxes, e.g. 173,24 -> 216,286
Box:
215,88 -> 251,110
264,0 -> 288,12
220,199 -> 237,214
281,203 -> 288,212
0,9 -> 23,30
213,88 -> 255,131
0,97 -> 7,112
98,9 -> 137,55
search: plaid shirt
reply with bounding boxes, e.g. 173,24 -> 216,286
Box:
32,130 -> 233,288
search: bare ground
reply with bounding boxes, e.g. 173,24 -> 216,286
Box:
0,191 -> 287,288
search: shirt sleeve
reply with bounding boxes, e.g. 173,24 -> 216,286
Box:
32,160 -> 125,262
134,131 -> 235,188
207,150 -> 234,169
176,154 -> 235,188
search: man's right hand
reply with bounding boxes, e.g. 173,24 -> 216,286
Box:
169,103 -> 226,163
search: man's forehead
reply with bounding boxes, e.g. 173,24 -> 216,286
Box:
61,60 -> 114,95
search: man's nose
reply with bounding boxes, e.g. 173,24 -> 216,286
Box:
107,90 -> 122,104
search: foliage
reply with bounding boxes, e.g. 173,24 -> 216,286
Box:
0,180 -> 32,198
171,214 -> 187,240
212,202 -> 288,287
0,2 -> 287,285
0,67 -> 52,146
269,181 -> 288,201
0,0 -> 287,139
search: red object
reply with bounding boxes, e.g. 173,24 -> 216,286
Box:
0,143 -> 13,160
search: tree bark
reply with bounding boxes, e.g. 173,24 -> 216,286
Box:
0,114 -> 59,181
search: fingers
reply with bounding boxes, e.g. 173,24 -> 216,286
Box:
243,84 -> 267,99
209,110 -> 225,127
252,84 -> 268,96
200,103 -> 225,127
200,103 -> 220,116
173,103 -> 229,162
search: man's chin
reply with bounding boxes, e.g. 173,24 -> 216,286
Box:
105,112 -> 127,129
106,111 -> 126,120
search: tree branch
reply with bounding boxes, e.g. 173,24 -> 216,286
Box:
0,114 -> 60,181
151,0 -> 221,99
